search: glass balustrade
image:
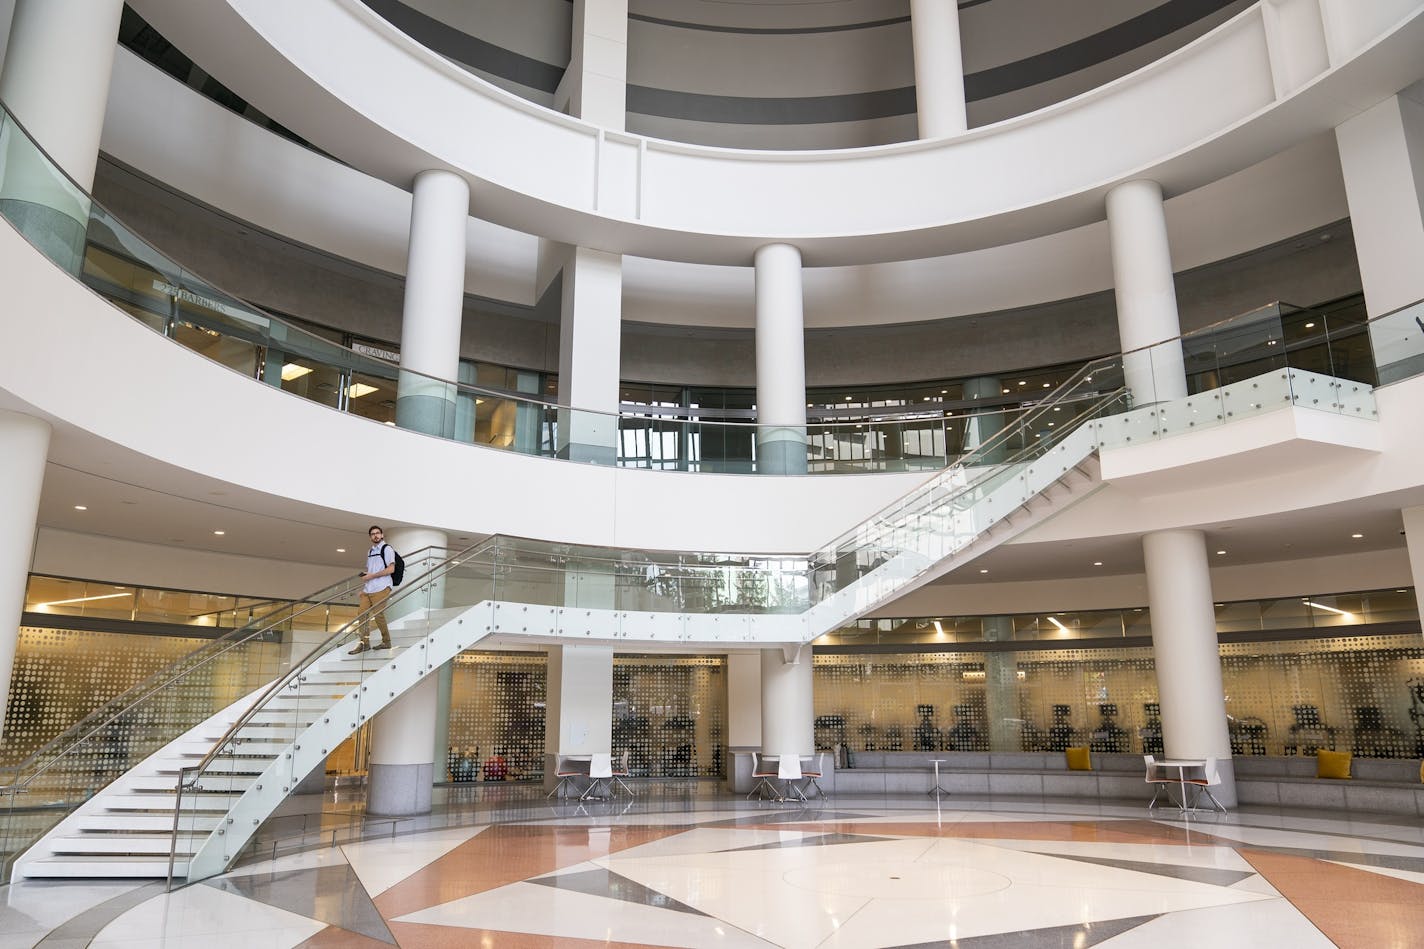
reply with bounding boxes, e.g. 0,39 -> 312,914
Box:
0,99 -> 1411,478
0,566 -> 383,881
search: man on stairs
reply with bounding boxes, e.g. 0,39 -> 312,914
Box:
350,524 -> 394,654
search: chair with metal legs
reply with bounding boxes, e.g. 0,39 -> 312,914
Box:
581,753 -> 613,800
748,752 -> 781,800
610,748 -> 634,796
778,754 -> 806,802
1143,754 -> 1173,810
547,754 -> 583,799
801,753 -> 827,798
1183,756 -> 1228,813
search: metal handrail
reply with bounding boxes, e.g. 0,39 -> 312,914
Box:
182,541 -> 498,783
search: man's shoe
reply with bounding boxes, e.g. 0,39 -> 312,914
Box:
373,641 -> 392,650
348,643 -> 369,655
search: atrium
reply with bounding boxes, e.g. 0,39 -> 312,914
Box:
0,1 -> 1423,946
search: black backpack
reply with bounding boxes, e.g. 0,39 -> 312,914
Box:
381,543 -> 405,586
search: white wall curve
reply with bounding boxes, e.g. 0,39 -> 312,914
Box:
101,49 -> 1350,331
127,0 -> 1424,265
0,220 -> 919,555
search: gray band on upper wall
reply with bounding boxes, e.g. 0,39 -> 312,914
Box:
361,0 -> 1245,125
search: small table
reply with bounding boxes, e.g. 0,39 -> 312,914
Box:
928,759 -> 950,797
1153,758 -> 1207,815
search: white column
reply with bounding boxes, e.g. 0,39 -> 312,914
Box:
0,0 -> 123,270
724,652 -> 762,791
552,243 -> 623,464
909,0 -> 968,138
754,243 -> 808,475
760,647 -> 813,757
1335,93 -> 1424,318
396,170 -> 468,439
1261,0 -> 1330,99
543,645 -> 613,789
560,0 -> 628,129
0,0 -> 123,188
1401,506 -> 1424,610
1143,529 -> 1236,806
366,526 -> 447,815
1106,179 -> 1187,404
0,410 -> 49,741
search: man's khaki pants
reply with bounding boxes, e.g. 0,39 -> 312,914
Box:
358,588 -> 392,647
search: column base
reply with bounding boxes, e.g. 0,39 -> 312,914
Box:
367,762 -> 434,816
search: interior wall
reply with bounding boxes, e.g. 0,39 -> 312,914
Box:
31,528 -> 349,600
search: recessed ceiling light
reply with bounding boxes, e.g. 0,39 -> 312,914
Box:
1093,561 -> 1103,566
1042,382 -> 1051,388
336,548 -> 346,553
213,530 -> 226,536
348,382 -> 378,398
73,505 -> 87,511
1018,381 -> 1027,386
1216,550 -> 1226,555
1351,533 -> 1363,538
280,363 -> 313,381
1304,322 -> 1315,329
979,568 -> 989,574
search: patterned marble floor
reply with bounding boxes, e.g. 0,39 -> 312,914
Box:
3,789 -> 1423,948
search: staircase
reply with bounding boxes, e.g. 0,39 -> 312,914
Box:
4,369 -> 1128,883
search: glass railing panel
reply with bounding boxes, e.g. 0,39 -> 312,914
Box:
1368,299 -> 1424,385
0,110 -> 91,273
0,569 -> 371,880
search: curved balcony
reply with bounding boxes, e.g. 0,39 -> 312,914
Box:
126,0 -> 1424,264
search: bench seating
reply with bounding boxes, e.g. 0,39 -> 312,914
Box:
825,752 -> 1424,816
1233,756 -> 1424,815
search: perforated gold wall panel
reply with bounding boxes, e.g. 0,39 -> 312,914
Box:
614,655 -> 727,778
814,634 -> 1424,759
447,652 -> 547,782
2,626 -> 284,765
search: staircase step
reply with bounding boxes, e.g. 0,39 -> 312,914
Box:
102,794 -> 233,812
77,814 -> 223,832
20,856 -> 187,878
49,835 -> 201,856
129,775 -> 254,793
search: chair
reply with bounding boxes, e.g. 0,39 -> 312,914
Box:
778,753 -> 805,802
547,754 -> 583,799
1143,754 -> 1173,810
610,749 -> 634,796
581,753 -> 613,800
748,752 -> 781,800
1183,756 -> 1228,813
801,753 -> 826,798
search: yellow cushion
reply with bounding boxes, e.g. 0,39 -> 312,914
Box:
1065,747 -> 1092,771
1316,749 -> 1352,780
1419,760 -> 1423,784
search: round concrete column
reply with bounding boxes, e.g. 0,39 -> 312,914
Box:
0,410 -> 50,740
754,243 -> 807,475
366,526 -> 448,816
1106,179 -> 1187,404
0,0 -> 123,269
910,0 -> 968,138
760,648 -> 813,756
396,170 -> 468,438
1143,528 -> 1236,806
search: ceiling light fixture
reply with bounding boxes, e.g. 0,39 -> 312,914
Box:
1216,550 -> 1226,555
35,592 -> 130,609
73,505 -> 87,511
280,363 -> 313,382
213,530 -> 225,536
979,568 -> 989,574
1093,561 -> 1103,566
1047,616 -> 1069,632
347,382 -> 378,398
1305,600 -> 1354,619
933,621 -> 944,636
336,548 -> 346,553
1351,533 -> 1363,538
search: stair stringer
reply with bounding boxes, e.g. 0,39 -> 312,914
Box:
185,602 -> 495,879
